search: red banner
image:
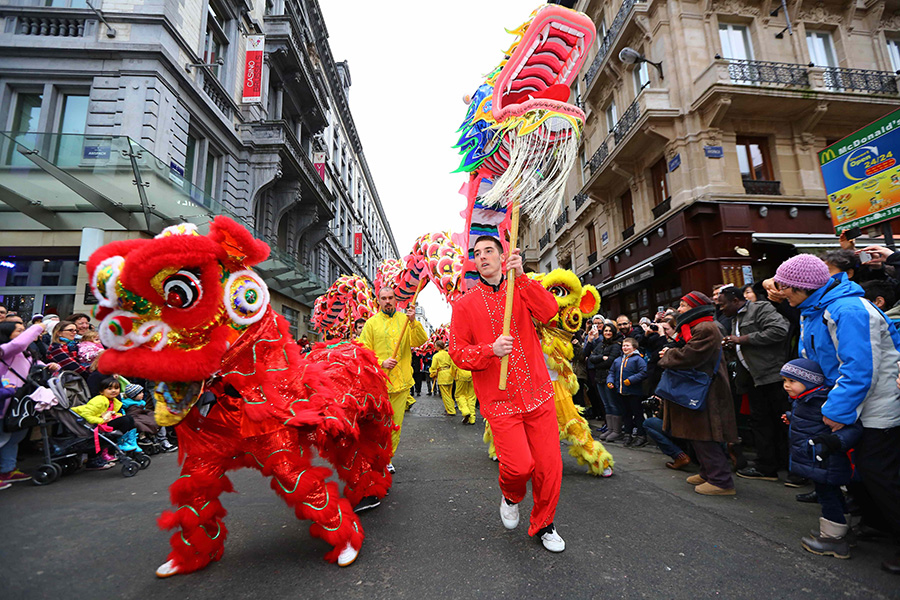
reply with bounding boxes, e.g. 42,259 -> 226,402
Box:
353,226 -> 363,255
313,152 -> 326,180
242,35 -> 265,103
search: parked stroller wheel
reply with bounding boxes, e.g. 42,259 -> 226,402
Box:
121,461 -> 139,478
61,458 -> 80,475
32,466 -> 57,486
137,454 -> 151,470
49,463 -> 63,479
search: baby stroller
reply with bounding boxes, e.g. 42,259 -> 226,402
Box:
36,371 -> 150,483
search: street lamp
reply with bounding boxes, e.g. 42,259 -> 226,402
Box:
619,47 -> 664,80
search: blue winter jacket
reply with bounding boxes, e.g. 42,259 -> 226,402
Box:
798,273 -> 900,429
607,352 -> 648,396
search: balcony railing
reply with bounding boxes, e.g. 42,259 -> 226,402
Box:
613,99 -> 641,144
201,74 -> 233,118
725,58 -> 810,87
588,141 -> 609,175
539,231 -> 551,249
16,15 -> 87,37
622,225 -> 635,239
822,67 -> 899,94
574,193 -> 588,210
554,206 -> 568,232
651,196 -> 671,219
742,179 -> 781,195
588,251 -> 598,265
584,0 -> 643,88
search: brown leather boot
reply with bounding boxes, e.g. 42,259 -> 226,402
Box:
666,453 -> 690,470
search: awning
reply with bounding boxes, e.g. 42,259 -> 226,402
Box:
597,249 -> 672,295
752,233 -> 882,249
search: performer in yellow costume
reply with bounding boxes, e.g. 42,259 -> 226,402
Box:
452,361 -> 476,425
359,286 -> 428,471
429,340 -> 456,415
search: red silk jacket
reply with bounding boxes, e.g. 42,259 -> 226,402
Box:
449,275 -> 559,418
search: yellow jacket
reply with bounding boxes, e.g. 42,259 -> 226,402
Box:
71,394 -> 123,425
430,350 -> 454,385
452,361 -> 472,381
360,310 -> 428,393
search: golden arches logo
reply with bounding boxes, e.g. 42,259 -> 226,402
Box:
820,148 -> 837,165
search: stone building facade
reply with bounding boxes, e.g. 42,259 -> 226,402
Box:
0,0 -> 396,336
523,0 -> 900,319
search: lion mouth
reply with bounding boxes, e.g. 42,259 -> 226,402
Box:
494,7 -> 594,119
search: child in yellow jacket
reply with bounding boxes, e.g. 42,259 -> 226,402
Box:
429,340 -> 455,415
72,376 -> 136,468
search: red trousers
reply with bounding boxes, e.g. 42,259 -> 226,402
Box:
487,399 -> 562,535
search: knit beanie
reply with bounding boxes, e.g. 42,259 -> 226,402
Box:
780,358 -> 825,390
124,383 -> 144,399
774,254 -> 831,291
681,291 -> 712,308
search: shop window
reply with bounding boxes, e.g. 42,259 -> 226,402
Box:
282,305 -> 299,338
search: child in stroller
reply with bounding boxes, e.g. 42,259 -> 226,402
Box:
71,376 -> 138,469
119,382 -> 158,452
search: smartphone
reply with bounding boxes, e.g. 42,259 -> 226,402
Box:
859,251 -> 873,263
845,226 -> 862,240
591,324 -> 598,333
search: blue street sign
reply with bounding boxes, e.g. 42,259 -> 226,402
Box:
668,154 -> 681,172
704,145 -> 724,158
83,146 -> 110,159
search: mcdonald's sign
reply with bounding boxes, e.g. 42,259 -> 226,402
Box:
819,108 -> 900,234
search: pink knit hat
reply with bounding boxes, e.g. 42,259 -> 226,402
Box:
774,254 -> 831,291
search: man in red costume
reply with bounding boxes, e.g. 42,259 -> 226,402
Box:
449,235 -> 565,552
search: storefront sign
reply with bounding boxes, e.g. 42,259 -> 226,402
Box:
819,108 -> 900,234
704,146 -> 724,158
607,264 -> 654,294
242,35 -> 265,103
668,153 -> 681,172
0,261 -> 15,269
353,225 -> 363,255
313,152 -> 326,180
83,146 -> 110,160
83,282 -> 99,305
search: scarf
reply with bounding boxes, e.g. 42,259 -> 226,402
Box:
675,304 -> 715,342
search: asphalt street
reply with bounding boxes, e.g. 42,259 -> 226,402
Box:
2,393 -> 898,600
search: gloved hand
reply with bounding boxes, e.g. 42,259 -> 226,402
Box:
809,434 -> 842,462
623,379 -> 631,386
607,382 -> 614,389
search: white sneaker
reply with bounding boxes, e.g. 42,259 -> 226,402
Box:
155,559 -> 180,578
540,526 -> 565,552
386,463 -> 395,474
337,541 -> 359,567
500,497 -> 519,530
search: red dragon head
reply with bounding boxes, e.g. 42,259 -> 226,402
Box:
86,216 -> 271,384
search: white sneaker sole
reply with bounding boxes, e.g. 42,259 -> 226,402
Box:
155,559 -> 181,578
337,542 -> 359,567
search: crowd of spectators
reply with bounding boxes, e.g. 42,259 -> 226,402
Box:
573,246 -> 900,573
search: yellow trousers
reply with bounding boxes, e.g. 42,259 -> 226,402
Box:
438,384 -> 456,415
455,379 -> 477,423
388,389 -> 413,453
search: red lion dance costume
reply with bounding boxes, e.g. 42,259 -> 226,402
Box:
86,217 -> 394,576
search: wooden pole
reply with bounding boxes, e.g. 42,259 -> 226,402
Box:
498,201 -> 521,391
388,276 -> 427,365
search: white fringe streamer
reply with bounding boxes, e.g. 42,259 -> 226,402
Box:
480,115 -> 581,220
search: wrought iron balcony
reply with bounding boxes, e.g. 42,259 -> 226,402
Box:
589,141 -> 609,175
742,179 -> 781,195
613,99 -> 641,144
554,206 -> 569,233
622,225 -> 635,239
539,231 -> 551,249
588,251 -> 598,265
574,193 -> 588,210
822,67 -> 899,94
584,0 -> 643,88
725,59 -> 810,87
651,196 -> 671,219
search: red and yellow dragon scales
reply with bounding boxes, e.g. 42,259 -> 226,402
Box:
87,217 -> 394,576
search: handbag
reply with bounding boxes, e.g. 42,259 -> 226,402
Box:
0,357 -> 46,432
655,350 -> 723,411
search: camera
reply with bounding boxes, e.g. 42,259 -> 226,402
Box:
642,395 -> 661,414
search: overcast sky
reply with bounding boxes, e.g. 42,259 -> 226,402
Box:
319,0 -> 539,327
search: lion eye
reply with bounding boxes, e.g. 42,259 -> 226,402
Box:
548,285 -> 568,298
163,270 -> 202,309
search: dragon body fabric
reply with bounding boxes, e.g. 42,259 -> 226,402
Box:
310,275 -> 377,340
87,217 -> 394,575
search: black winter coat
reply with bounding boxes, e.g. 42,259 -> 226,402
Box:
589,336 -> 623,379
787,386 -> 862,485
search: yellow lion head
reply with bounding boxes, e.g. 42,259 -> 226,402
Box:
530,268 -> 600,333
